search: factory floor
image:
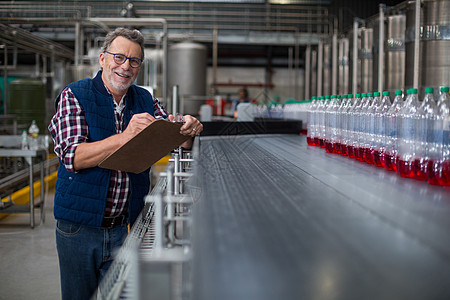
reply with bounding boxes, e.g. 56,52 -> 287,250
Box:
0,189 -> 60,300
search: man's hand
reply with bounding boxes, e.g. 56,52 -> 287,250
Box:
73,113 -> 156,171
179,115 -> 203,137
121,113 -> 156,143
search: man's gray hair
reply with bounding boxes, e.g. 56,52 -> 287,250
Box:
101,27 -> 145,59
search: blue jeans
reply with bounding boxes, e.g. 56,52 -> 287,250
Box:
55,220 -> 128,300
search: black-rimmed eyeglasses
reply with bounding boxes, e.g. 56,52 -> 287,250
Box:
104,51 -> 143,68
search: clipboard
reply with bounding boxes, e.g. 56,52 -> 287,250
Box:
98,119 -> 190,173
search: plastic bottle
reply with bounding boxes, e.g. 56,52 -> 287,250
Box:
313,97 -> 323,147
365,92 -> 381,164
414,87 -> 438,181
333,95 -> 343,154
339,94 -> 353,156
383,90 -> 403,171
21,129 -> 28,150
325,95 -> 341,153
397,88 -> 420,178
352,93 -> 367,161
28,120 -> 39,150
307,96 -> 317,146
372,91 -> 391,167
429,86 -> 450,185
359,93 -> 373,162
347,93 -> 361,159
318,96 -> 330,148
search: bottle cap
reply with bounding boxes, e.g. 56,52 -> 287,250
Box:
355,94 -> 360,98
424,87 -> 434,94
312,96 -> 317,100
337,95 -> 341,99
382,91 -> 390,96
367,93 -> 373,97
342,94 -> 347,99
411,88 -> 418,94
325,96 -> 330,100
361,93 -> 367,97
348,94 -> 353,98
440,86 -> 449,93
395,90 -> 402,95
331,95 -> 336,99
374,92 -> 380,97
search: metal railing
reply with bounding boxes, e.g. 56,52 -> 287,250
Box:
0,1 -> 333,35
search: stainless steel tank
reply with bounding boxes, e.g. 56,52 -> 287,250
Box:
8,78 -> 46,131
360,27 -> 374,93
323,43 -> 332,96
405,0 -> 450,92
338,38 -> 350,95
386,15 -> 406,92
373,14 -> 406,93
310,49 -> 317,97
168,42 -> 206,115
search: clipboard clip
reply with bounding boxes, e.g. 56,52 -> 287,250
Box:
173,113 -> 184,124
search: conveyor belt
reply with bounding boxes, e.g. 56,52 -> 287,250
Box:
191,134 -> 450,300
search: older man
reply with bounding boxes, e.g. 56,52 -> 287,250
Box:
49,27 -> 202,299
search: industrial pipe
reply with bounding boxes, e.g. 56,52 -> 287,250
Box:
305,45 -> 311,99
2,44 -> 7,115
413,0 -> 420,89
317,39 -> 323,96
332,30 -> 338,95
352,19 -> 359,96
378,4 -> 385,93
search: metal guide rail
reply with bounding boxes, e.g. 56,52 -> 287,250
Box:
94,146 -> 197,300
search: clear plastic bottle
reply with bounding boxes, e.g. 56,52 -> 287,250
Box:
365,92 -> 381,164
340,94 -> 353,156
318,96 -> 330,148
347,93 -> 361,159
313,96 -> 324,147
28,120 -> 39,150
372,91 -> 391,167
383,90 -> 403,171
334,95 -> 344,154
429,86 -> 450,185
359,93 -> 373,162
414,87 -> 438,181
307,96 -> 317,146
21,129 -> 28,150
397,88 -> 420,178
352,93 -> 367,161
325,95 -> 341,153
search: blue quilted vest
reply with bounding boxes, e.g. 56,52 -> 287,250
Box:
53,71 -> 155,228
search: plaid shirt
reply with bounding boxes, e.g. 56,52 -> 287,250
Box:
49,86 -> 170,217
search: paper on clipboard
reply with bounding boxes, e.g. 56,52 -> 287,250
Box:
98,119 -> 190,174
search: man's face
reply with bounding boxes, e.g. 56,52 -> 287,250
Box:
99,36 -> 142,95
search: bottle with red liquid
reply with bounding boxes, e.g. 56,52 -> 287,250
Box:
429,86 -> 450,185
366,92 -> 381,164
383,90 -> 403,171
307,96 -> 318,146
414,88 -> 438,181
340,94 -> 354,156
325,95 -> 341,153
313,96 -> 323,147
397,88 -> 420,178
372,91 -> 392,167
359,93 -> 373,162
334,95 -> 345,154
352,93 -> 367,161
317,96 -> 330,148
347,94 -> 361,159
